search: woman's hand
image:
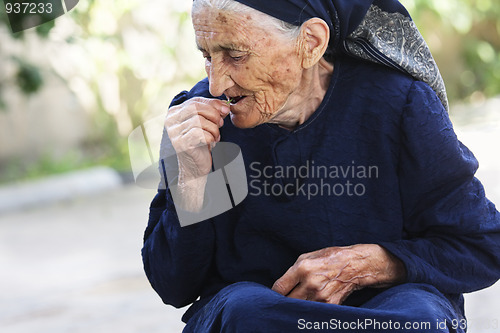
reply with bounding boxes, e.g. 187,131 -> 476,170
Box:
272,244 -> 406,304
164,97 -> 230,211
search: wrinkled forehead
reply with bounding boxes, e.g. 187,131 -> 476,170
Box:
192,5 -> 269,49
193,4 -> 242,25
191,0 -> 282,33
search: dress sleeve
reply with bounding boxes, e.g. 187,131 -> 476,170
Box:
141,90 -> 216,308
380,81 -> 500,294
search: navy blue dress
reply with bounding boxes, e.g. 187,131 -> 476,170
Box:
142,56 -> 500,332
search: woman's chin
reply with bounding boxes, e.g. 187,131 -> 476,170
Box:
229,112 -> 261,129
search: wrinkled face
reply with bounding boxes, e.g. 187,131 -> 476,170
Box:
192,5 -> 304,128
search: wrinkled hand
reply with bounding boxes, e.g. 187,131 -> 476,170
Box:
164,97 -> 230,211
272,244 -> 406,304
165,97 -> 230,179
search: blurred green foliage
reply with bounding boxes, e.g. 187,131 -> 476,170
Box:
0,3 -> 129,182
14,58 -> 44,94
0,0 -> 200,183
403,0 -> 500,102
0,10 -> 50,107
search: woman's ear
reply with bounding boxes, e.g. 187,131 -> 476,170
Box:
298,18 -> 330,69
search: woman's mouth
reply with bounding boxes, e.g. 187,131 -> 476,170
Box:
228,96 -> 246,105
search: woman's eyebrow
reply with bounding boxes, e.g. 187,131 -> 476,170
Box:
196,43 -> 246,53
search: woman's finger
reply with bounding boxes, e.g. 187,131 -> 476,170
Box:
190,97 -> 231,122
183,115 -> 221,142
182,127 -> 219,149
285,283 -> 312,300
167,97 -> 228,126
272,266 -> 300,296
197,103 -> 230,124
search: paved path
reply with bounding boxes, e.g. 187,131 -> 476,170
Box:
0,111 -> 499,333
0,185 -> 187,333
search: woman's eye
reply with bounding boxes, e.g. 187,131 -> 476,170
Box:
227,51 -> 246,62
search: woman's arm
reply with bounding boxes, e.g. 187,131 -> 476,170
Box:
379,80 -> 500,294
141,87 -> 226,308
142,185 -> 216,307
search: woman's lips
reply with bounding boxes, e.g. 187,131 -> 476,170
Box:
230,96 -> 246,105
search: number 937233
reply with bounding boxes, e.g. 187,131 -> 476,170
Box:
5,2 -> 53,15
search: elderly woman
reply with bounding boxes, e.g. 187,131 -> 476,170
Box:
142,0 -> 500,332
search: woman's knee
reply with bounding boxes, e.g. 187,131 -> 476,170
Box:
218,282 -> 280,331
366,283 -> 463,332
220,281 -> 275,313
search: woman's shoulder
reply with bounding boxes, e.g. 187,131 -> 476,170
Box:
336,56 -> 416,96
331,56 -> 437,120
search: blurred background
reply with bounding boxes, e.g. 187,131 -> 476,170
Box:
0,0 -> 499,332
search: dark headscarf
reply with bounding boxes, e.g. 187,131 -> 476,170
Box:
233,0 -> 449,111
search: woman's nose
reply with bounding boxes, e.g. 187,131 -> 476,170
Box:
208,61 -> 234,97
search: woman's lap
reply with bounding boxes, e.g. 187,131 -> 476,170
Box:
183,282 -> 463,333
